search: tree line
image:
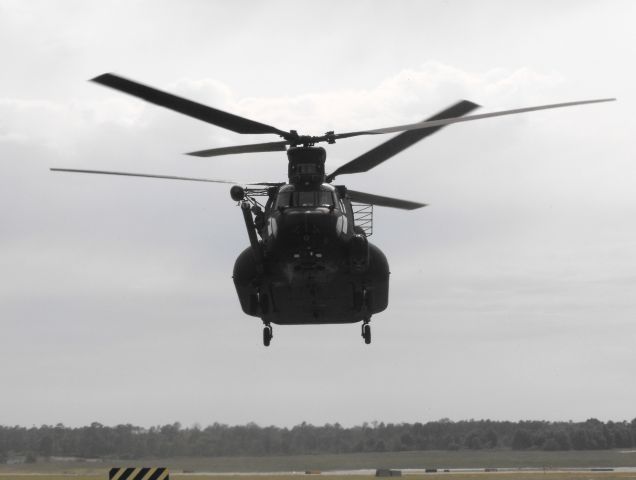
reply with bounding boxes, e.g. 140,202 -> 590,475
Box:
1,418 -> 635,461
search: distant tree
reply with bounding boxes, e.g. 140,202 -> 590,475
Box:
400,433 -> 414,450
553,430 -> 572,450
511,429 -> 533,450
483,429 -> 498,448
571,429 -> 591,450
1,418 -> 636,457
464,431 -> 482,450
613,427 -> 633,448
38,435 -> 53,457
542,438 -> 560,451
531,431 -> 546,449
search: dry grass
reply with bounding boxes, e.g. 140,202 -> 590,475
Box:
0,450 -> 635,477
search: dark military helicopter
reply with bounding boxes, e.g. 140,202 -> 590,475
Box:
52,73 -> 614,346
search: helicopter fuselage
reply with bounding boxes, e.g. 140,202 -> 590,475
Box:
232,148 -> 389,326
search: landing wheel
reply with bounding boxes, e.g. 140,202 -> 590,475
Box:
361,323 -> 371,345
263,325 -> 273,347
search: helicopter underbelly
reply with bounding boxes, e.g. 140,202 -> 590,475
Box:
232,242 -> 389,325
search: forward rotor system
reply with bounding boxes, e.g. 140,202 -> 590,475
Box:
52,73 -> 615,209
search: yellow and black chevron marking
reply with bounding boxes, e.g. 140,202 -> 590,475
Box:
109,467 -> 169,480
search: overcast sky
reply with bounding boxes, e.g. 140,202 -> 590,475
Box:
1,0 -> 635,429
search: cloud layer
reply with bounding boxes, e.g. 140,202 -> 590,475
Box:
1,1 -> 633,428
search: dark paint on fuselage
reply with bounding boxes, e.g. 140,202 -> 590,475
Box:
232,147 -> 389,325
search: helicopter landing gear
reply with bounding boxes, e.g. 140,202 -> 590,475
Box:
361,319 -> 371,345
354,286 -> 372,313
263,323 -> 273,347
257,289 -> 270,315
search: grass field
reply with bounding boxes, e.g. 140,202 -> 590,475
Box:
0,449 -> 634,477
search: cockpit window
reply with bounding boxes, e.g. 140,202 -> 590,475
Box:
275,187 -> 338,208
296,191 -> 316,206
276,191 -> 292,208
318,191 -> 336,206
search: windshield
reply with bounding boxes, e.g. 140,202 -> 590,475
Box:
276,189 -> 337,208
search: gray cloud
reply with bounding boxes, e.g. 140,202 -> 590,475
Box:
1,0 -> 634,428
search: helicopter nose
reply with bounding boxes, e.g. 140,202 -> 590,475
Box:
278,208 -> 342,244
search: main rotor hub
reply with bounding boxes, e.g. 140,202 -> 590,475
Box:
285,130 -> 336,147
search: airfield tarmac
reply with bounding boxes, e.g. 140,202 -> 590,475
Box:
3,468 -> 636,480
169,468 -> 636,475
2,472 -> 636,480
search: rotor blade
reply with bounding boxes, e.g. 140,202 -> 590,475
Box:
92,73 -> 289,137
50,168 -> 276,185
333,98 -> 616,140
327,100 -> 479,181
347,189 -> 426,210
187,140 -> 289,157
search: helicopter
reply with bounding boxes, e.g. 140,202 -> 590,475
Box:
51,73 -> 614,346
